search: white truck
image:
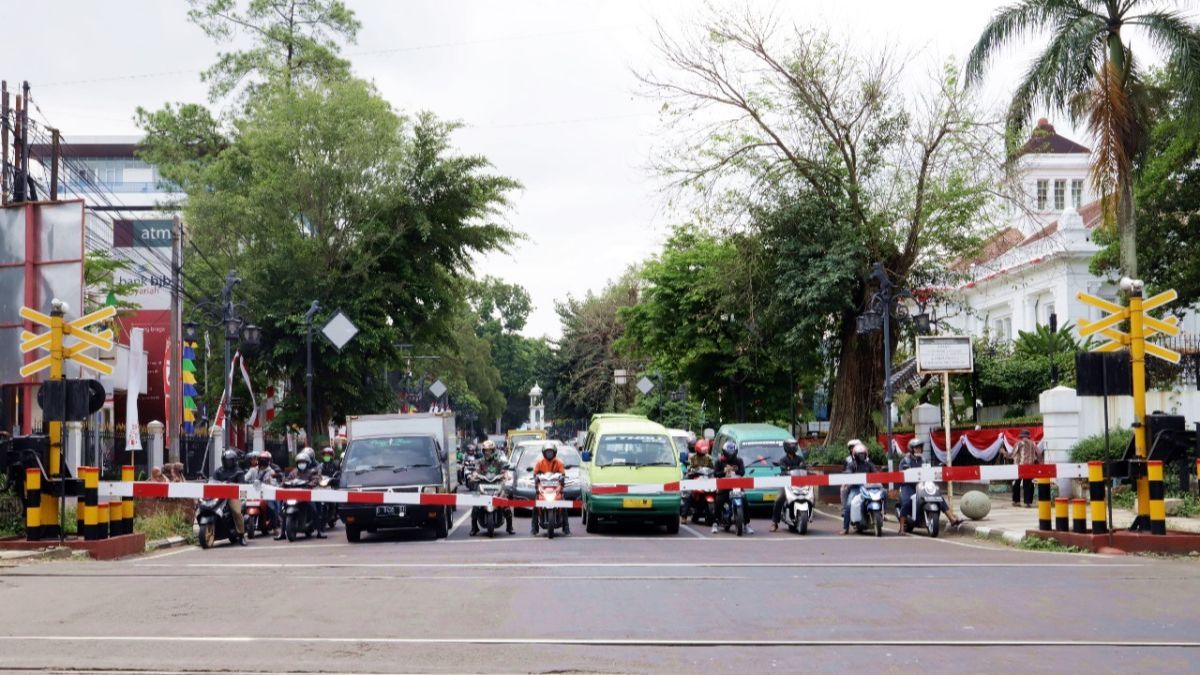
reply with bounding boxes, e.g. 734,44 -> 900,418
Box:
337,412 -> 458,542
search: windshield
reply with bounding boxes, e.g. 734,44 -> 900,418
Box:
518,446 -> 581,470
671,435 -> 690,452
595,434 -> 676,467
739,440 -> 788,466
344,436 -> 438,472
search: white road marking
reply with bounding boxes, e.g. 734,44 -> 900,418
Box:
679,523 -> 706,539
441,510 -> 472,541
138,561 -> 1143,569
0,636 -> 1192,648
135,547 -> 194,562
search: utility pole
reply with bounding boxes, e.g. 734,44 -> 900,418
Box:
169,217 -> 182,461
220,271 -> 240,449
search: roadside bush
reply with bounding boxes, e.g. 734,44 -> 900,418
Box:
1069,429 -> 1133,463
804,439 -> 886,467
0,481 -> 23,538
135,509 -> 195,545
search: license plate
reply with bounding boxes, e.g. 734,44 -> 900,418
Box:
762,492 -> 777,501
798,503 -> 810,511
623,498 -> 653,509
376,505 -> 404,518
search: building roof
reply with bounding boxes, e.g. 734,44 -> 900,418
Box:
1020,119 -> 1090,155
954,227 -> 1026,271
1018,199 -> 1105,247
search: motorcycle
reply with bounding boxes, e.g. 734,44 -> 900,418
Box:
531,472 -> 566,539
779,469 -> 815,535
718,487 -> 747,536
897,481 -> 945,538
472,472 -> 506,538
683,467 -> 717,525
282,478 -> 319,542
241,498 -> 276,539
318,474 -> 339,530
460,455 -> 479,491
196,498 -> 240,549
848,483 -> 886,537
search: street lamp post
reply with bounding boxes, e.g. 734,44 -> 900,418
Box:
856,262 -> 931,465
304,301 -> 321,441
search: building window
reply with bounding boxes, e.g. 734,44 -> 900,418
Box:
1071,179 -> 1083,207
1054,179 -> 1066,210
1036,180 -> 1048,210
1043,302 -> 1056,325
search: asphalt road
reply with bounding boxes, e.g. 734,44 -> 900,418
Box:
1,506 -> 1198,673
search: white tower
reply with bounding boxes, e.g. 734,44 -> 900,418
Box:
529,383 -> 545,431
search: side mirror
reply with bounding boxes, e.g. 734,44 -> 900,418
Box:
505,463 -> 515,471
525,466 -> 534,472
581,451 -> 592,463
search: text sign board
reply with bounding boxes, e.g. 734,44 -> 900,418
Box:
916,336 -> 974,374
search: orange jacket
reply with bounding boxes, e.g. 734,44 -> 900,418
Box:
534,457 -> 566,475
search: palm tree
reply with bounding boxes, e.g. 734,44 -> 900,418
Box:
965,0 -> 1200,280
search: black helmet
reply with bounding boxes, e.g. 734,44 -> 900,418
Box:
221,449 -> 238,471
907,437 -> 925,452
721,440 -> 738,458
541,444 -> 557,461
783,439 -> 799,455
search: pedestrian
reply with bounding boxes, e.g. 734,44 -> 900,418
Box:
169,462 -> 186,482
1003,429 -> 1042,507
150,466 -> 168,483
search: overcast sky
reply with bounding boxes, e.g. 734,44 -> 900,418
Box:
6,0 -> 1174,338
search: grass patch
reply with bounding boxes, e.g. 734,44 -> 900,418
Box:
1017,536 -> 1086,553
134,509 -> 195,546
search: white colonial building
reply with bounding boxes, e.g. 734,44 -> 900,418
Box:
942,119 -> 1200,341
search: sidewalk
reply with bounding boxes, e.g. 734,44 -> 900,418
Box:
951,492 -> 1200,546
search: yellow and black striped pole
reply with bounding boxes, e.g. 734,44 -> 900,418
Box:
97,502 -> 109,540
122,465 -> 135,536
1037,479 -> 1052,531
1054,497 -> 1069,532
1148,460 -> 1166,536
1071,498 -> 1087,534
108,497 -> 123,537
1088,461 -> 1107,535
83,467 -> 99,541
24,468 -> 42,541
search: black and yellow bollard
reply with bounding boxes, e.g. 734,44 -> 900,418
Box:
24,468 -> 42,541
1148,460 -> 1166,536
1054,497 -> 1069,532
109,497 -> 124,537
97,502 -> 110,540
1037,479 -> 1052,531
1089,462 -> 1107,535
122,465 -> 135,536
83,467 -> 99,541
1071,498 -> 1087,534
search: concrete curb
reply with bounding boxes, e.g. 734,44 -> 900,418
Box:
957,520 -> 1026,546
0,546 -> 79,563
146,535 -> 187,551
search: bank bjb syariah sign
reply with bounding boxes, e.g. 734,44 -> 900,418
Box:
112,219 -> 174,312
916,336 -> 974,374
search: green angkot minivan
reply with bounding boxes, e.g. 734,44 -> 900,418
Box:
580,414 -> 682,535
714,423 -> 795,512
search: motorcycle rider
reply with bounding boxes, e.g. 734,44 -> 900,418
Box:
470,440 -> 514,536
687,439 -> 714,471
898,437 -> 962,532
212,448 -> 248,545
277,448 -> 326,540
712,440 -> 754,535
531,443 -> 570,535
319,446 -> 340,478
769,439 -> 807,532
841,440 -> 877,535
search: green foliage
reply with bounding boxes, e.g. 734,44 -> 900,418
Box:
1016,536 -> 1086,554
1014,322 -> 1094,358
552,272 -> 641,420
83,250 -> 141,313
973,338 -> 1079,407
135,509 -> 196,545
187,0 -> 361,100
804,439 -> 886,468
1069,428 -> 1134,463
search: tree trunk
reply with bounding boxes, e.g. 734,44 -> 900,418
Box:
826,311 -> 884,443
1118,177 -> 1137,280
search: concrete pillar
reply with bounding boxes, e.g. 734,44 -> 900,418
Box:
253,427 -> 265,453
912,402 -> 941,463
148,421 -> 164,474
1040,386 -> 1081,497
65,421 -> 83,477
210,425 -> 224,476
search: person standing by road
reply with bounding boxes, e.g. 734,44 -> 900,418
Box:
1003,429 -> 1042,507
769,440 -> 807,532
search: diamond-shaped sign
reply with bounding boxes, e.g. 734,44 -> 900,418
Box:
320,310 -> 359,352
429,379 -> 447,398
637,376 -> 654,395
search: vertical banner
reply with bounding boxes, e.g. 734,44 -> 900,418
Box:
126,328 -> 144,452
163,338 -> 172,432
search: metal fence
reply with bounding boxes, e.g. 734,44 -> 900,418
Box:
1147,335 -> 1200,390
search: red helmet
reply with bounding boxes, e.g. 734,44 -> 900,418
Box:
694,439 -> 711,455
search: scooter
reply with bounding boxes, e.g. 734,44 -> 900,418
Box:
282,478 -> 319,542
472,473 -> 506,538
718,487 -> 747,536
241,498 -> 275,539
683,467 -> 717,525
848,483 -> 886,537
532,472 -> 567,539
897,481 -> 945,538
196,498 -> 240,549
318,474 -> 339,530
779,469 -> 815,535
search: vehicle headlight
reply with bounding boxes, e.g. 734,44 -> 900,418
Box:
421,486 -> 439,494
922,482 -> 938,496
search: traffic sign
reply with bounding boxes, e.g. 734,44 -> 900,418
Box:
321,310 -> 359,352
17,303 -> 115,377
637,376 -> 655,395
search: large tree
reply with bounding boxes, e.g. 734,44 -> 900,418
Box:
643,12 -> 998,440
965,0 -> 1200,280
553,272 -> 642,420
